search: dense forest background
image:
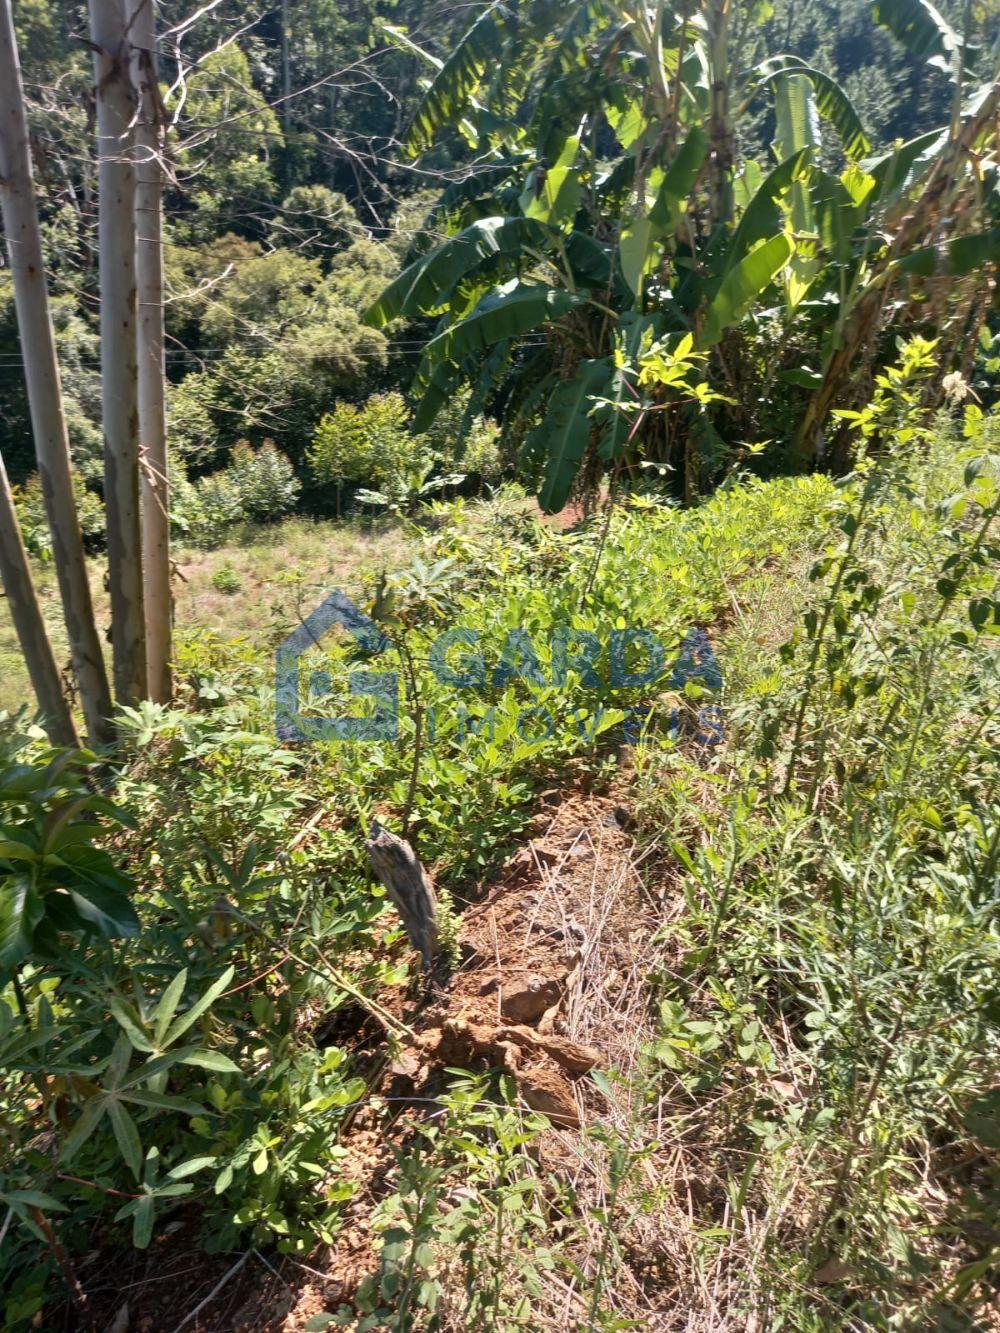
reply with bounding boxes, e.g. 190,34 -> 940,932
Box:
0,0 -> 969,533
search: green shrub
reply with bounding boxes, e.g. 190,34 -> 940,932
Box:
171,441 -> 300,547
309,391 -> 504,508
210,564 -> 242,594
226,439 -> 300,521
13,472 -> 104,558
457,416 -> 504,484
308,391 -> 434,508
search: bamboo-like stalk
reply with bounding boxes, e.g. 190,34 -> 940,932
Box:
0,454 -> 79,747
130,0 -> 172,703
706,0 -> 734,229
0,0 -> 114,745
89,0 -> 147,706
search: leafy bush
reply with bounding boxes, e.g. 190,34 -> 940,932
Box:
171,441 -> 300,547
308,392 -> 434,509
0,742 -> 137,971
309,391 -> 504,510
455,416 -> 504,485
12,472 -> 104,558
226,439 -> 301,520
210,564 -> 242,594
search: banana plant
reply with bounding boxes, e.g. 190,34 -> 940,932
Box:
369,0 -> 999,507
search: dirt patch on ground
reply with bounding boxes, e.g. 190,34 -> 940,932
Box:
303,789 -> 657,1313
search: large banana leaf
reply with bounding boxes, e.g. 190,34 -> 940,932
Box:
721,149 -> 811,277
772,75 -> 821,306
648,128 -> 709,236
813,168 -> 870,264
773,72 -> 822,160
424,281 -> 579,367
755,57 -> 871,160
365,217 -> 553,327
872,0 -> 963,66
620,129 -> 709,297
404,0 -> 507,157
564,231 -> 615,288
894,228 -> 1000,277
532,358 -> 610,513
523,135 -> 582,229
403,160 -> 529,262
412,360 -> 467,433
701,233 -> 795,346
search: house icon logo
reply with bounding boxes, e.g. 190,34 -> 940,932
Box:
275,591 -> 399,742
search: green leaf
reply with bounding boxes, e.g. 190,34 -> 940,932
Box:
423,281 -> 578,367
163,965 -> 235,1047
167,1156 -> 217,1181
67,880 -> 139,941
0,874 -> 43,969
364,216 -> 552,327
648,128 -> 709,236
404,0 -> 506,157
109,996 -> 154,1053
523,135 -> 581,228
0,840 -> 38,863
132,1194 -> 155,1249
120,1090 -> 206,1116
866,127 -> 947,197
60,1094 -> 108,1163
872,0 -> 963,67
153,969 -> 188,1048
108,1099 -> 143,1179
768,76 -> 821,304
755,57 -> 871,160
412,359 -> 467,434
619,218 -> 654,298
531,358 -> 610,513
563,231 -> 613,288
772,72 -> 822,160
702,233 -> 794,345
894,228 -> 1000,277
1,1189 -> 67,1212
180,1049 -> 240,1073
722,150 -> 811,277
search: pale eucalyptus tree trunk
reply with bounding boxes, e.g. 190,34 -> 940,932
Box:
0,0 -> 114,746
89,0 -> 147,705
130,0 -> 172,703
0,454 -> 79,747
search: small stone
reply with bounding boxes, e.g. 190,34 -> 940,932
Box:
501,974 -> 564,1024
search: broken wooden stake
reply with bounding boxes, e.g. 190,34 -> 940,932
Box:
366,820 -> 439,970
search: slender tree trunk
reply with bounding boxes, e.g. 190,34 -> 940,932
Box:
130,0 -> 171,703
281,0 -> 291,121
89,0 -> 147,705
706,0 -> 734,229
0,454 -> 79,747
0,0 -> 114,746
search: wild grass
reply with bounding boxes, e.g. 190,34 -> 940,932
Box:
0,515 -> 410,715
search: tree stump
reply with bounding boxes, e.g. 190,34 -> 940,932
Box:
366,820 -> 439,970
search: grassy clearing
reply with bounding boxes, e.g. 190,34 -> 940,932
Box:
0,516 -> 410,716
